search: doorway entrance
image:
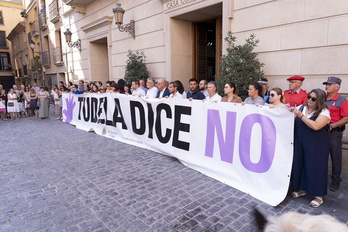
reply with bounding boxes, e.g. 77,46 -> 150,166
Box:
90,38 -> 109,83
194,18 -> 222,82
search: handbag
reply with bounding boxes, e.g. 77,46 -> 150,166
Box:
36,100 -> 40,108
8,102 -> 14,107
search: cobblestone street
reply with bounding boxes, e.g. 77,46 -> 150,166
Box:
1,112 -> 348,232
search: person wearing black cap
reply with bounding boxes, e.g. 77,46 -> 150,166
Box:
258,77 -> 270,103
323,76 -> 348,191
284,76 -> 307,107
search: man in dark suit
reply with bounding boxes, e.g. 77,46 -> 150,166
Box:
156,78 -> 170,98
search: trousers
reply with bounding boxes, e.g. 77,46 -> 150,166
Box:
329,129 -> 343,183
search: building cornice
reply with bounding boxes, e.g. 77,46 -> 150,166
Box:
81,16 -> 113,33
7,21 -> 25,40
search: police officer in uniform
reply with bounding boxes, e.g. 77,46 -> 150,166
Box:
284,76 -> 307,107
323,76 -> 348,191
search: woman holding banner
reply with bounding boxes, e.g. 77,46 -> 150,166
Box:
268,88 -> 287,108
244,83 -> 265,105
221,82 -> 242,103
289,89 -> 330,207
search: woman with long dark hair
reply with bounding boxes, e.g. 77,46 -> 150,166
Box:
244,82 -> 265,105
289,88 -> 330,207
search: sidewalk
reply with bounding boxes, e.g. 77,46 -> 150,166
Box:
0,111 -> 347,231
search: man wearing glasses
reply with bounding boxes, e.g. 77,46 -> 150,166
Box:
283,76 -> 307,107
323,76 -> 348,192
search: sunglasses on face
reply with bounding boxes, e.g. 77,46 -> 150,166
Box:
270,93 -> 276,97
307,95 -> 317,102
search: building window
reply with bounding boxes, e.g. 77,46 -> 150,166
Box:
0,11 -> 3,25
0,31 -> 7,48
0,52 -> 11,70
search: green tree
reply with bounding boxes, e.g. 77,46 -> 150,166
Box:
31,55 -> 42,71
124,50 -> 150,83
216,32 -> 264,100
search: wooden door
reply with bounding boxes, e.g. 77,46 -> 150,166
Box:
195,24 -> 208,81
215,18 -> 222,77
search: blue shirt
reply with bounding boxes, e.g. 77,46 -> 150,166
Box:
187,90 -> 206,100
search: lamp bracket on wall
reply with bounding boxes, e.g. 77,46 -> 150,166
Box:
67,39 -> 81,51
112,3 -> 135,39
117,20 -> 135,39
64,29 -> 81,51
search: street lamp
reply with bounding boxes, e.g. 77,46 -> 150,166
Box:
29,40 -> 42,57
64,29 -> 81,51
112,3 -> 135,39
29,40 -> 43,85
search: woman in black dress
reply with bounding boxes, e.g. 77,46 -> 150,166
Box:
289,89 -> 330,207
29,88 -> 39,119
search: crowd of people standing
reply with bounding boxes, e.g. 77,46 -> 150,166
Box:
0,83 -> 60,120
1,75 -> 347,209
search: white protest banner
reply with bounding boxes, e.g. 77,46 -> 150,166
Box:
62,93 -> 294,206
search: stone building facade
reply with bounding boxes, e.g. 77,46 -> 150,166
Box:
0,0 -> 22,90
5,0 -> 348,93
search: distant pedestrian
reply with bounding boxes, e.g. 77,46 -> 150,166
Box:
7,88 -> 19,120
0,91 -> 6,120
29,89 -> 39,119
37,87 -> 50,119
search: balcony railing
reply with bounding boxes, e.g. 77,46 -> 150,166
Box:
49,0 -> 60,23
31,21 -> 39,37
42,51 -> 50,68
38,12 -> 47,31
52,46 -> 63,66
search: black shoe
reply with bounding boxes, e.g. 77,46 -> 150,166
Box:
330,182 -> 340,192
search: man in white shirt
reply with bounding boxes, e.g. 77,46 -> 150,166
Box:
156,78 -> 170,98
205,81 -> 222,102
131,80 -> 146,96
145,78 -> 158,98
168,81 -> 184,99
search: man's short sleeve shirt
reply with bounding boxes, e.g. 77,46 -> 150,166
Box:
284,89 -> 307,107
327,93 -> 348,124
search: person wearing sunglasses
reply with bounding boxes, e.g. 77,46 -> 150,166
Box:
268,88 -> 286,108
283,76 -> 307,107
323,76 -> 348,192
289,88 -> 330,208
